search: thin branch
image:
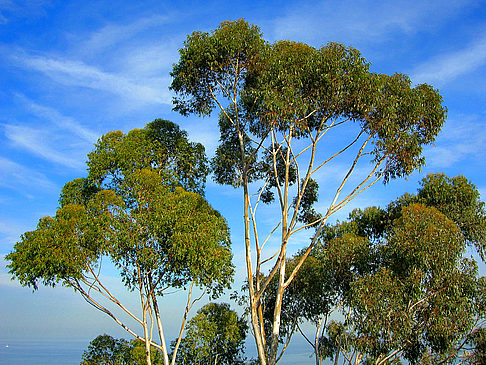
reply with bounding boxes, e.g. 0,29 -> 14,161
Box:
260,220 -> 282,253
327,134 -> 372,209
208,86 -> 235,126
315,117 -> 350,143
376,348 -> 403,365
330,158 -> 385,214
311,129 -> 364,175
283,136 -> 371,290
289,215 -> 326,236
260,249 -> 281,267
170,280 -> 196,365
84,265 -> 143,325
270,129 -> 285,211
73,280 -> 163,351
287,128 -> 319,236
297,322 -> 315,348
276,317 -> 299,363
255,246 -> 284,302
213,76 -> 233,103
282,210 -> 333,290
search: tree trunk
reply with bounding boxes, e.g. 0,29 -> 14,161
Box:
142,311 -> 152,365
268,245 -> 286,365
245,182 -> 268,365
149,278 -> 169,365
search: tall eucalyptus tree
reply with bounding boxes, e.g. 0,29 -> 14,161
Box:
7,120 -> 234,365
171,20 -> 446,364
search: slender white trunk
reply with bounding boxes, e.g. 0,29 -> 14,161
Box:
150,287 -> 169,365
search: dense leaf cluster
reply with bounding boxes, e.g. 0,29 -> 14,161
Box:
81,334 -> 163,365
7,119 -> 233,296
171,20 -> 446,192
170,19 -> 448,365
261,174 -> 486,364
7,120 -> 235,365
174,303 -> 248,365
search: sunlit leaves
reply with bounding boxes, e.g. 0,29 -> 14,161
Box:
170,19 -> 265,117
7,119 -> 233,303
87,119 -> 209,196
174,303 -> 247,365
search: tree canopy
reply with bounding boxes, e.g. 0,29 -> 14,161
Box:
171,19 -> 447,365
81,334 -> 163,365
7,119 -> 233,365
259,174 -> 486,364
174,302 -> 248,365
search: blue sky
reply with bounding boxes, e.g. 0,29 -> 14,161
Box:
0,0 -> 485,361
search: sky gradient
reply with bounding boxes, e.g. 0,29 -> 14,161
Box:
1,0 -> 485,362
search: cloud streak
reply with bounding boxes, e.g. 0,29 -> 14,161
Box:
0,156 -> 57,192
412,32 -> 486,85
78,15 -> 170,56
18,95 -> 99,142
425,115 -> 486,168
3,124 -> 85,169
0,0 -> 51,24
271,0 -> 475,44
13,52 -> 171,105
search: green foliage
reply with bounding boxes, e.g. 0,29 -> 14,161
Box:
81,334 -> 163,365
129,339 -> 163,365
260,174 -> 485,364
466,327 -> 486,364
170,19 -> 265,117
416,174 -> 486,259
6,192 -> 115,289
342,174 -> 486,363
171,19 -> 447,364
7,120 -> 235,365
59,178 -> 100,207
87,119 -> 209,196
351,204 -> 477,362
171,20 -> 446,192
7,119 -> 233,295
174,303 -> 248,365
81,334 -> 132,365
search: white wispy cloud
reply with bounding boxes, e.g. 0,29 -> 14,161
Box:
0,156 -> 57,192
425,115 -> 486,168
3,124 -> 85,169
271,0 -> 475,44
412,32 -> 486,85
117,42 -> 180,78
0,0 -> 51,24
13,52 -> 171,105
77,15 -> 170,56
16,95 -> 99,142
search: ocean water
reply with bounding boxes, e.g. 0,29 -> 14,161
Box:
0,339 -> 87,365
0,338 -> 318,364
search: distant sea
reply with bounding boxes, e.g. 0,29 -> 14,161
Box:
0,337 -> 318,364
0,339 -> 87,365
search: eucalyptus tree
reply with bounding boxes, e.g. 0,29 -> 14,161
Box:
81,334 -> 133,365
174,302 -> 248,365
7,120 -> 234,365
171,19 -> 446,364
348,203 -> 484,364
81,334 -> 164,365
261,174 -> 486,364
